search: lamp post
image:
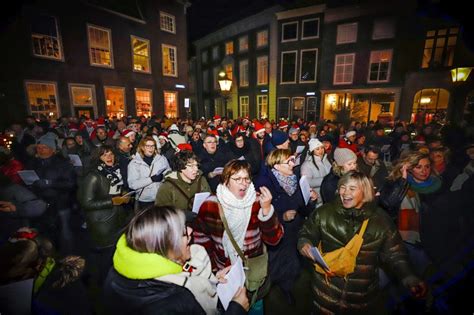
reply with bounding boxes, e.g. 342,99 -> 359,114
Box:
450,67 -> 473,123
218,70 -> 232,117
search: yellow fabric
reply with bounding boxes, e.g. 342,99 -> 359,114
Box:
315,219 -> 369,280
113,234 -> 182,279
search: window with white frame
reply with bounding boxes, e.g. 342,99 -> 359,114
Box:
203,70 -> 209,92
26,81 -> 59,119
282,21 -> 298,42
212,46 -> 219,60
239,36 -> 248,52
131,36 -> 150,73
160,12 -> 175,33
202,50 -> 208,64
31,15 -> 63,60
372,18 -> 395,40
302,18 -> 320,39
135,89 -> 152,117
300,49 -> 318,83
104,86 -> 126,118
368,50 -> 392,82
333,53 -> 355,85
257,30 -> 268,47
239,60 -> 249,87
281,51 -> 297,83
164,91 -> 178,118
70,85 -> 95,106
257,95 -> 268,119
213,67 -> 219,90
336,23 -> 358,44
225,63 -> 233,80
421,27 -> 458,68
88,25 -> 113,67
225,41 -> 234,55
277,97 -> 290,119
240,96 -> 249,117
162,44 -> 177,77
257,56 -> 268,85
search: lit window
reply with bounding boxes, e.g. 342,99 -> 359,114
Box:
225,41 -> 234,55
26,81 -> 59,119
31,15 -> 62,60
88,25 -> 113,67
257,56 -> 268,85
333,53 -> 355,85
131,36 -> 150,73
239,36 -> 248,52
421,27 -> 458,68
281,51 -> 297,83
164,91 -> 178,118
239,96 -> 249,117
257,30 -> 268,47
337,23 -> 358,44
302,18 -> 319,39
71,86 -> 94,106
160,12 -> 175,34
239,60 -> 249,87
104,87 -> 126,118
225,63 -> 233,81
372,18 -> 395,40
368,50 -> 393,82
282,21 -> 298,42
300,49 -> 318,83
162,44 -> 177,77
135,89 -> 152,117
257,95 -> 268,119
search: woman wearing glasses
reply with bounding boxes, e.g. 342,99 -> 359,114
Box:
193,160 -> 284,311
104,206 -> 249,314
155,150 -> 211,211
255,148 -> 318,311
128,136 -> 170,210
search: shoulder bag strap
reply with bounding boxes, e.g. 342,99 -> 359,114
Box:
166,179 -> 194,208
358,219 -> 369,237
217,202 -> 246,262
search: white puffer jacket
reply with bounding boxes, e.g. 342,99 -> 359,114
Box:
301,154 -> 332,206
127,154 -> 170,202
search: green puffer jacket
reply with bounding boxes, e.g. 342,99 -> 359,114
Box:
298,199 -> 418,315
78,171 -> 128,248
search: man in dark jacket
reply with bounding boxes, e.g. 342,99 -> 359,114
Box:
357,145 -> 388,193
115,136 -> 133,190
197,134 -> 232,193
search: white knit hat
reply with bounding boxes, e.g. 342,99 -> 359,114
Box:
308,138 -> 323,152
345,130 -> 356,138
334,148 -> 357,166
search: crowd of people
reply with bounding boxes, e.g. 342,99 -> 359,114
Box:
0,113 -> 473,314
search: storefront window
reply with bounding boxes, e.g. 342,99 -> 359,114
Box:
411,88 -> 449,124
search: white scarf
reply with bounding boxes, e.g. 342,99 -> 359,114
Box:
216,183 -> 256,264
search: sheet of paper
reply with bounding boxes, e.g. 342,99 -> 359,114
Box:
299,175 -> 311,205
192,192 -> 211,214
295,145 -> 305,155
238,156 -> 245,160
17,170 -> 40,185
381,144 -> 391,153
217,257 -> 245,310
310,246 -> 330,271
400,143 -> 410,151
68,154 -> 82,167
213,167 -> 224,175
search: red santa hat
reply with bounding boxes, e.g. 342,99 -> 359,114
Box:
96,117 -> 106,127
278,120 -> 289,129
213,115 -> 221,121
68,123 -> 79,132
121,129 -> 136,138
207,129 -> 219,137
158,132 -> 169,141
253,122 -> 265,135
177,143 -> 193,152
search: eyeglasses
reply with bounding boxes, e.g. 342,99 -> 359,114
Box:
205,141 -> 217,144
144,145 -> 155,148
280,157 -> 296,165
185,163 -> 200,169
230,177 -> 251,184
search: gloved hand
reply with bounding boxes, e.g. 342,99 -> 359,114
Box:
151,173 -> 163,182
32,179 -> 51,189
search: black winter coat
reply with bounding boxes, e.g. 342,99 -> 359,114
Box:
103,268 -> 245,315
78,170 -> 128,248
320,172 -> 340,204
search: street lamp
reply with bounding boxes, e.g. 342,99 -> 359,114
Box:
450,67 -> 473,123
218,70 -> 232,117
451,67 -> 472,83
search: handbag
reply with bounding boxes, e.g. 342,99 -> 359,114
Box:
315,219 -> 369,281
218,203 -> 268,304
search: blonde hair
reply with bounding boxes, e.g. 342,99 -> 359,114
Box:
137,136 -> 157,158
388,151 -> 434,181
338,171 -> 375,203
266,149 -> 292,168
